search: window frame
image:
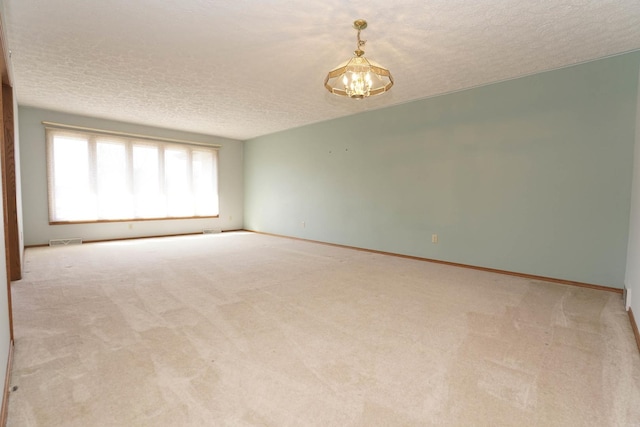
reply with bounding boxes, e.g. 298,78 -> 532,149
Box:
44,122 -> 221,225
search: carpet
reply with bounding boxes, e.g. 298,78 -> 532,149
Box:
6,232 -> 640,426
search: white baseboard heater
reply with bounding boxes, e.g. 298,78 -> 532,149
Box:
202,229 -> 222,234
49,238 -> 83,247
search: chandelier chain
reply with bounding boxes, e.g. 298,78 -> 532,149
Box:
356,29 -> 366,50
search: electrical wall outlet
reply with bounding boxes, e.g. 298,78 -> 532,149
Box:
432,234 -> 438,244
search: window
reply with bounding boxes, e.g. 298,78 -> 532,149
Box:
45,125 -> 219,223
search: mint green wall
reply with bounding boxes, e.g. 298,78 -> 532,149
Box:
625,66 -> 640,313
245,52 -> 640,288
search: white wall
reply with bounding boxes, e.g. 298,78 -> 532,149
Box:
625,67 -> 640,315
19,107 -> 244,245
0,186 -> 9,416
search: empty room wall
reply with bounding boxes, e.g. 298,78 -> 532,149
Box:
245,52 -> 640,288
18,107 -> 244,246
0,0 -> 12,412
625,65 -> 640,315
0,155 -> 9,420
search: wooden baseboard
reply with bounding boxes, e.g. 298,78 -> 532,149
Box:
246,230 -> 623,294
630,308 -> 640,354
24,229 -> 625,295
24,229 -> 246,249
0,339 -> 14,427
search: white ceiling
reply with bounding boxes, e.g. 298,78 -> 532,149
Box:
4,1 -> 640,141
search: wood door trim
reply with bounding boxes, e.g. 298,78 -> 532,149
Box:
1,86 -> 18,281
0,84 -> 12,343
0,10 -> 15,349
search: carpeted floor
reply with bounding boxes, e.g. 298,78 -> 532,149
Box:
6,232 -> 640,426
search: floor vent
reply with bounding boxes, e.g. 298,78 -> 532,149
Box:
203,229 -> 222,234
49,238 -> 83,247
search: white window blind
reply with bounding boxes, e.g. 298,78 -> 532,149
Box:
45,125 -> 219,223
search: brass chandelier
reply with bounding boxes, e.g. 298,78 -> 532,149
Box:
324,19 -> 393,99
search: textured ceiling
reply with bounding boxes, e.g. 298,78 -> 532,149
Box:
4,1 -> 640,141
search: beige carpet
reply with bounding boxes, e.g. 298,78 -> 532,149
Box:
6,231 -> 640,426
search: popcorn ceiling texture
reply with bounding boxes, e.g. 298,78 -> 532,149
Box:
4,1 -> 640,140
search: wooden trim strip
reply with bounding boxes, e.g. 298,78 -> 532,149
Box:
630,308 -> 640,354
0,340 -> 14,427
83,231 -> 204,244
23,229 -> 245,249
246,230 -> 623,294
42,121 -> 221,148
49,215 -> 220,226
25,229 -> 624,295
3,85 -> 19,281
